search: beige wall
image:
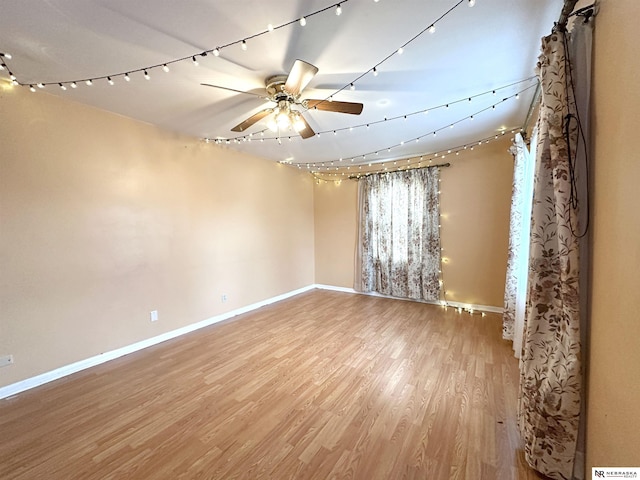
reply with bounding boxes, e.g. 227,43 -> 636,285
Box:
0,86 -> 315,388
314,179 -> 358,288
313,136 -> 514,307
587,0 -> 640,468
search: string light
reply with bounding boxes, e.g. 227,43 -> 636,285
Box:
372,67 -> 378,76
283,127 -> 518,178
14,0 -> 474,98
299,17 -> 307,26
59,83 -> 66,90
429,24 -> 436,33
220,82 -> 532,154
162,64 -> 170,73
144,70 -> 150,80
124,73 -> 131,82
192,56 -> 199,66
85,79 -> 92,86
107,77 -> 114,85
469,0 -> 476,6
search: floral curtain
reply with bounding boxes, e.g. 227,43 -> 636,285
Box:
355,168 -> 441,301
518,30 -> 582,480
503,132 -> 536,357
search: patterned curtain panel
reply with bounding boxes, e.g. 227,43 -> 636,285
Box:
503,132 -> 536,357
518,30 -> 582,480
356,168 -> 441,301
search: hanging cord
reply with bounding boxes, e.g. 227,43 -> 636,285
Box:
561,30 -> 590,239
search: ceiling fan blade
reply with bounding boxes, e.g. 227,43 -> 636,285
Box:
298,115 -> 316,139
201,83 -> 269,100
284,60 -> 319,96
231,109 -> 273,132
306,99 -> 363,115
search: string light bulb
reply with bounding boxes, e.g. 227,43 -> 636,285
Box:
267,23 -> 274,32
124,73 -> 131,82
70,82 -> 77,89
192,56 -> 199,66
162,64 -> 170,73
144,70 -> 150,80
350,83 -> 355,91
241,40 -> 247,51
85,80 -> 92,86
397,47 -> 404,55
429,24 -> 436,34
213,47 -> 221,56
29,85 -> 36,92
372,67 -> 378,76
469,0 -> 476,6
336,4 -> 342,15
107,77 -> 114,85
299,17 -> 307,26
37,83 -> 45,89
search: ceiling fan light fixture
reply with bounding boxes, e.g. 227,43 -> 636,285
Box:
293,114 -> 306,133
276,110 -> 291,129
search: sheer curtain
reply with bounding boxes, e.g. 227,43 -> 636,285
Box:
503,131 -> 537,357
355,168 -> 441,301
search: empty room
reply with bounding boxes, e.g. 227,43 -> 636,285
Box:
0,0 -> 638,479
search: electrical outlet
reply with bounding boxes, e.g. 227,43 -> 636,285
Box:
0,355 -> 14,368
221,294 -> 228,303
150,310 -> 158,322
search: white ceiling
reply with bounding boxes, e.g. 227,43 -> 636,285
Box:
0,0 -> 563,167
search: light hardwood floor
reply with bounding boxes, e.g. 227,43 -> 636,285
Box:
0,290 -> 544,479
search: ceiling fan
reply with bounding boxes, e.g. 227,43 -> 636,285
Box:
202,59 -> 363,139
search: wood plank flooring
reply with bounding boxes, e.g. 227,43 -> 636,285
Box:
0,289 -> 544,479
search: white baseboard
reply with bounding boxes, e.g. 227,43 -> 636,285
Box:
1,284 -> 502,400
0,284 -> 315,400
314,284 -> 503,314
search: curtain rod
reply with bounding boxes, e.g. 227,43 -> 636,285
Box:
555,0 -> 580,32
348,162 -> 450,180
